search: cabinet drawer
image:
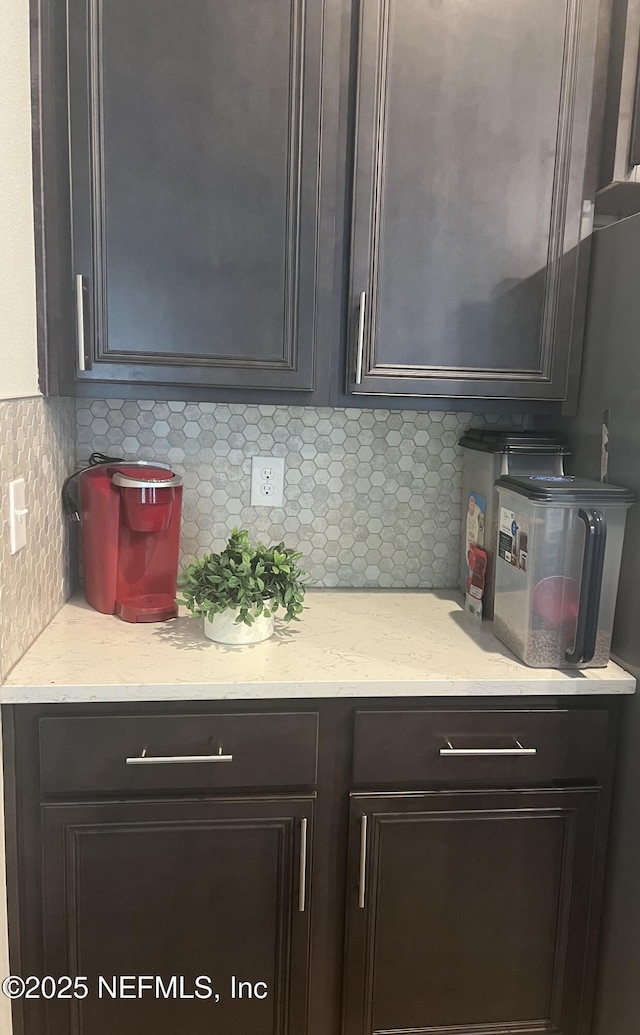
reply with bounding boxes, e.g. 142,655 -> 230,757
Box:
39,712 -> 319,794
353,709 -> 611,786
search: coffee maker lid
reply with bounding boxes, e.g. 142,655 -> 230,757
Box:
112,465 -> 182,489
496,474 -> 635,504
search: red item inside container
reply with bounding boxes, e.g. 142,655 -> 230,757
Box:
532,575 -> 579,632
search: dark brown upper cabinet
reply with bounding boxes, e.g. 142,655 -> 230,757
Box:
35,0 -> 613,408
598,0 -> 640,187
58,0 -> 339,399
345,0 -> 607,404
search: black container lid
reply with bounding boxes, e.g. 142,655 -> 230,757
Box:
459,428 -> 569,455
496,474 -> 635,504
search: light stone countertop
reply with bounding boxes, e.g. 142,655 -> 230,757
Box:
1,590 -> 635,703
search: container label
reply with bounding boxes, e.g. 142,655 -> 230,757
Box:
465,492 -> 486,565
498,507 -> 529,571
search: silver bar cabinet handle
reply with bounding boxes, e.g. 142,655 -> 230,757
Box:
75,274 -> 86,372
439,739 -> 536,758
355,291 -> 366,385
126,748 -> 233,765
358,814 -> 368,909
298,817 -> 308,913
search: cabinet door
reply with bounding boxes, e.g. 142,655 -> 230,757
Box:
67,0 -> 329,395
347,0 -> 601,401
343,789 -> 600,1035
38,796 -> 313,1035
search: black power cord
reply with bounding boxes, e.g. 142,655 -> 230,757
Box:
87,451 -> 125,467
61,452 -> 124,522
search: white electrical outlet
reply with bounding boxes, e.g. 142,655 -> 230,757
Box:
250,456 -> 285,508
9,477 -> 29,555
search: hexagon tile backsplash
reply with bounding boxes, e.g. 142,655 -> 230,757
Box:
77,401 -> 522,589
0,397 -> 76,679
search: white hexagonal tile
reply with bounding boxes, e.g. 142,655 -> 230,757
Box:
68,398 -> 530,590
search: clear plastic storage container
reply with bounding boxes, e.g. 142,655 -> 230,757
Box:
459,430 -> 569,617
493,475 -> 634,668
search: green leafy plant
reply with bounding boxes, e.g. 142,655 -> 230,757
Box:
177,528 -> 307,626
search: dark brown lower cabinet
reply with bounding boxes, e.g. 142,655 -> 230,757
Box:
343,790 -> 600,1035
3,699 -> 617,1035
38,796 -> 314,1035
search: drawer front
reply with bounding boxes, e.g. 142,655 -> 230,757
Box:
40,712 -> 319,794
353,709 -> 611,786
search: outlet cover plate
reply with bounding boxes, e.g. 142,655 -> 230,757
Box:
250,456 -> 285,508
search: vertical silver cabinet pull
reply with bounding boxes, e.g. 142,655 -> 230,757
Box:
75,274 -> 86,372
580,199 -> 595,241
298,817 -> 308,913
358,814 -> 368,909
355,291 -> 366,385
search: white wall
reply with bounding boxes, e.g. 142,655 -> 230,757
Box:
0,0 -> 40,400
0,2 -> 38,1027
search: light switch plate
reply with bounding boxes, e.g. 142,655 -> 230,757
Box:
9,477 -> 28,555
250,456 -> 285,508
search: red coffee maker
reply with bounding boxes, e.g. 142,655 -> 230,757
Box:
79,462 -> 183,622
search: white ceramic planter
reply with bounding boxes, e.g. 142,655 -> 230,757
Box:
203,605 -> 275,645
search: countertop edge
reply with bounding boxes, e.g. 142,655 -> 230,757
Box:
0,675 -> 635,704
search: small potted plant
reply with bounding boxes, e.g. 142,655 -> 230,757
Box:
177,528 -> 306,645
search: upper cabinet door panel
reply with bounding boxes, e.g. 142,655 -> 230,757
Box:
348,0 -> 600,400
68,0 -> 325,391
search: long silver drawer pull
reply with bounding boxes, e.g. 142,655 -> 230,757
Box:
126,747 -> 233,765
75,274 -> 86,372
298,817 -> 308,913
439,739 -> 536,757
358,814 -> 368,909
355,291 -> 366,385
